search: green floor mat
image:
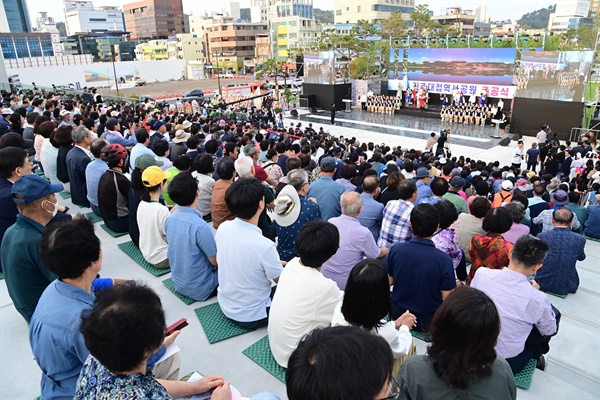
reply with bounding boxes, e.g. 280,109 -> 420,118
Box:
117,241 -> 170,277
162,278 -> 196,305
514,358 -> 537,389
542,290 -> 568,299
100,224 -> 129,238
194,302 -> 255,344
584,235 -> 600,243
59,191 -> 71,199
410,330 -> 431,342
242,335 -> 286,383
84,212 -> 103,224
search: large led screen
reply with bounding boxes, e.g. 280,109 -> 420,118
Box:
516,50 -> 593,102
390,48 -> 517,98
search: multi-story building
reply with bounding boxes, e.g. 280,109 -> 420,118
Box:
590,0 -> 600,18
255,33 -> 270,64
431,7 -> 486,35
34,12 -> 49,32
117,41 -> 137,61
40,18 -> 63,56
491,20 -> 519,35
64,1 -> 125,36
261,0 -> 320,61
0,33 -> 53,59
135,39 -> 168,60
1,0 -> 32,33
334,0 -> 414,24
203,17 -> 267,74
166,33 -> 204,61
250,0 -> 271,24
123,0 -> 185,40
548,0 -> 590,33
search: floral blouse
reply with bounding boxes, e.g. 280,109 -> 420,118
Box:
432,229 -> 462,270
75,355 -> 172,399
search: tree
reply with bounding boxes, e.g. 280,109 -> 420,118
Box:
379,12 -> 408,39
56,22 -> 67,37
319,20 -> 381,81
314,8 -> 334,24
411,4 -> 432,36
255,58 -> 288,80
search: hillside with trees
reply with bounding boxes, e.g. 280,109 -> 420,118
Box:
517,4 -> 556,29
314,9 -> 334,24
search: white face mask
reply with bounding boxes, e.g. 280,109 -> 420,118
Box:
43,199 -> 58,217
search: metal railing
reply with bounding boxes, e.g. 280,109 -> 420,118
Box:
570,127 -> 600,142
1,82 -> 145,106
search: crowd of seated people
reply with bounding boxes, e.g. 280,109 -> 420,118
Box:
1,85 -> 599,398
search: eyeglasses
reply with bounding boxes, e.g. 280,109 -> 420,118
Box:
379,378 -> 400,400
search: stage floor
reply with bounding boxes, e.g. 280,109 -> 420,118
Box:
298,109 -> 505,150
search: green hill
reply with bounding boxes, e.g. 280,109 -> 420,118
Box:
517,4 -> 556,29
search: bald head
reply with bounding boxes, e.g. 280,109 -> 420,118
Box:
552,208 -> 574,226
362,175 -> 379,194
340,191 -> 363,216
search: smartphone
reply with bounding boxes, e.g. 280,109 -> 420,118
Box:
165,318 -> 188,336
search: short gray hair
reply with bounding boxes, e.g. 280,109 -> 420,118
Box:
72,125 -> 91,144
234,156 -> 254,177
503,202 -> 525,222
287,169 -> 308,191
340,191 -> 363,216
244,144 -> 258,157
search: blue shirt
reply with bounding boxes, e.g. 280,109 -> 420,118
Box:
105,132 -> 136,147
387,237 -> 455,314
276,196 -> 322,261
216,219 -> 283,322
585,204 -> 600,239
85,160 -> 108,207
30,280 -> 95,400
537,227 -> 586,295
165,206 -> 218,301
416,180 -> 433,204
29,278 -> 116,400
129,143 -> 156,170
307,176 -> 346,221
356,192 -> 384,241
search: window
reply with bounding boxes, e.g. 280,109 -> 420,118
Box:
358,6 -> 361,12
336,10 -> 342,15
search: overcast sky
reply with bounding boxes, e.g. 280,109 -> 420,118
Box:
26,0 -> 554,25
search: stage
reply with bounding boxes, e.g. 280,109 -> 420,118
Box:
297,108 -> 509,150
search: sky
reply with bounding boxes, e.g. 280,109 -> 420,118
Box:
26,0 -> 554,25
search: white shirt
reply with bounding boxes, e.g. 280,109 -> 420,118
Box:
137,201 -> 170,265
331,303 -> 413,358
192,172 -> 214,218
268,257 -> 343,367
75,145 -> 94,160
512,146 -> 524,165
536,130 -> 547,143
216,219 -> 283,322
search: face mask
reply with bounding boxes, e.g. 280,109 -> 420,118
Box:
43,199 -> 58,217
